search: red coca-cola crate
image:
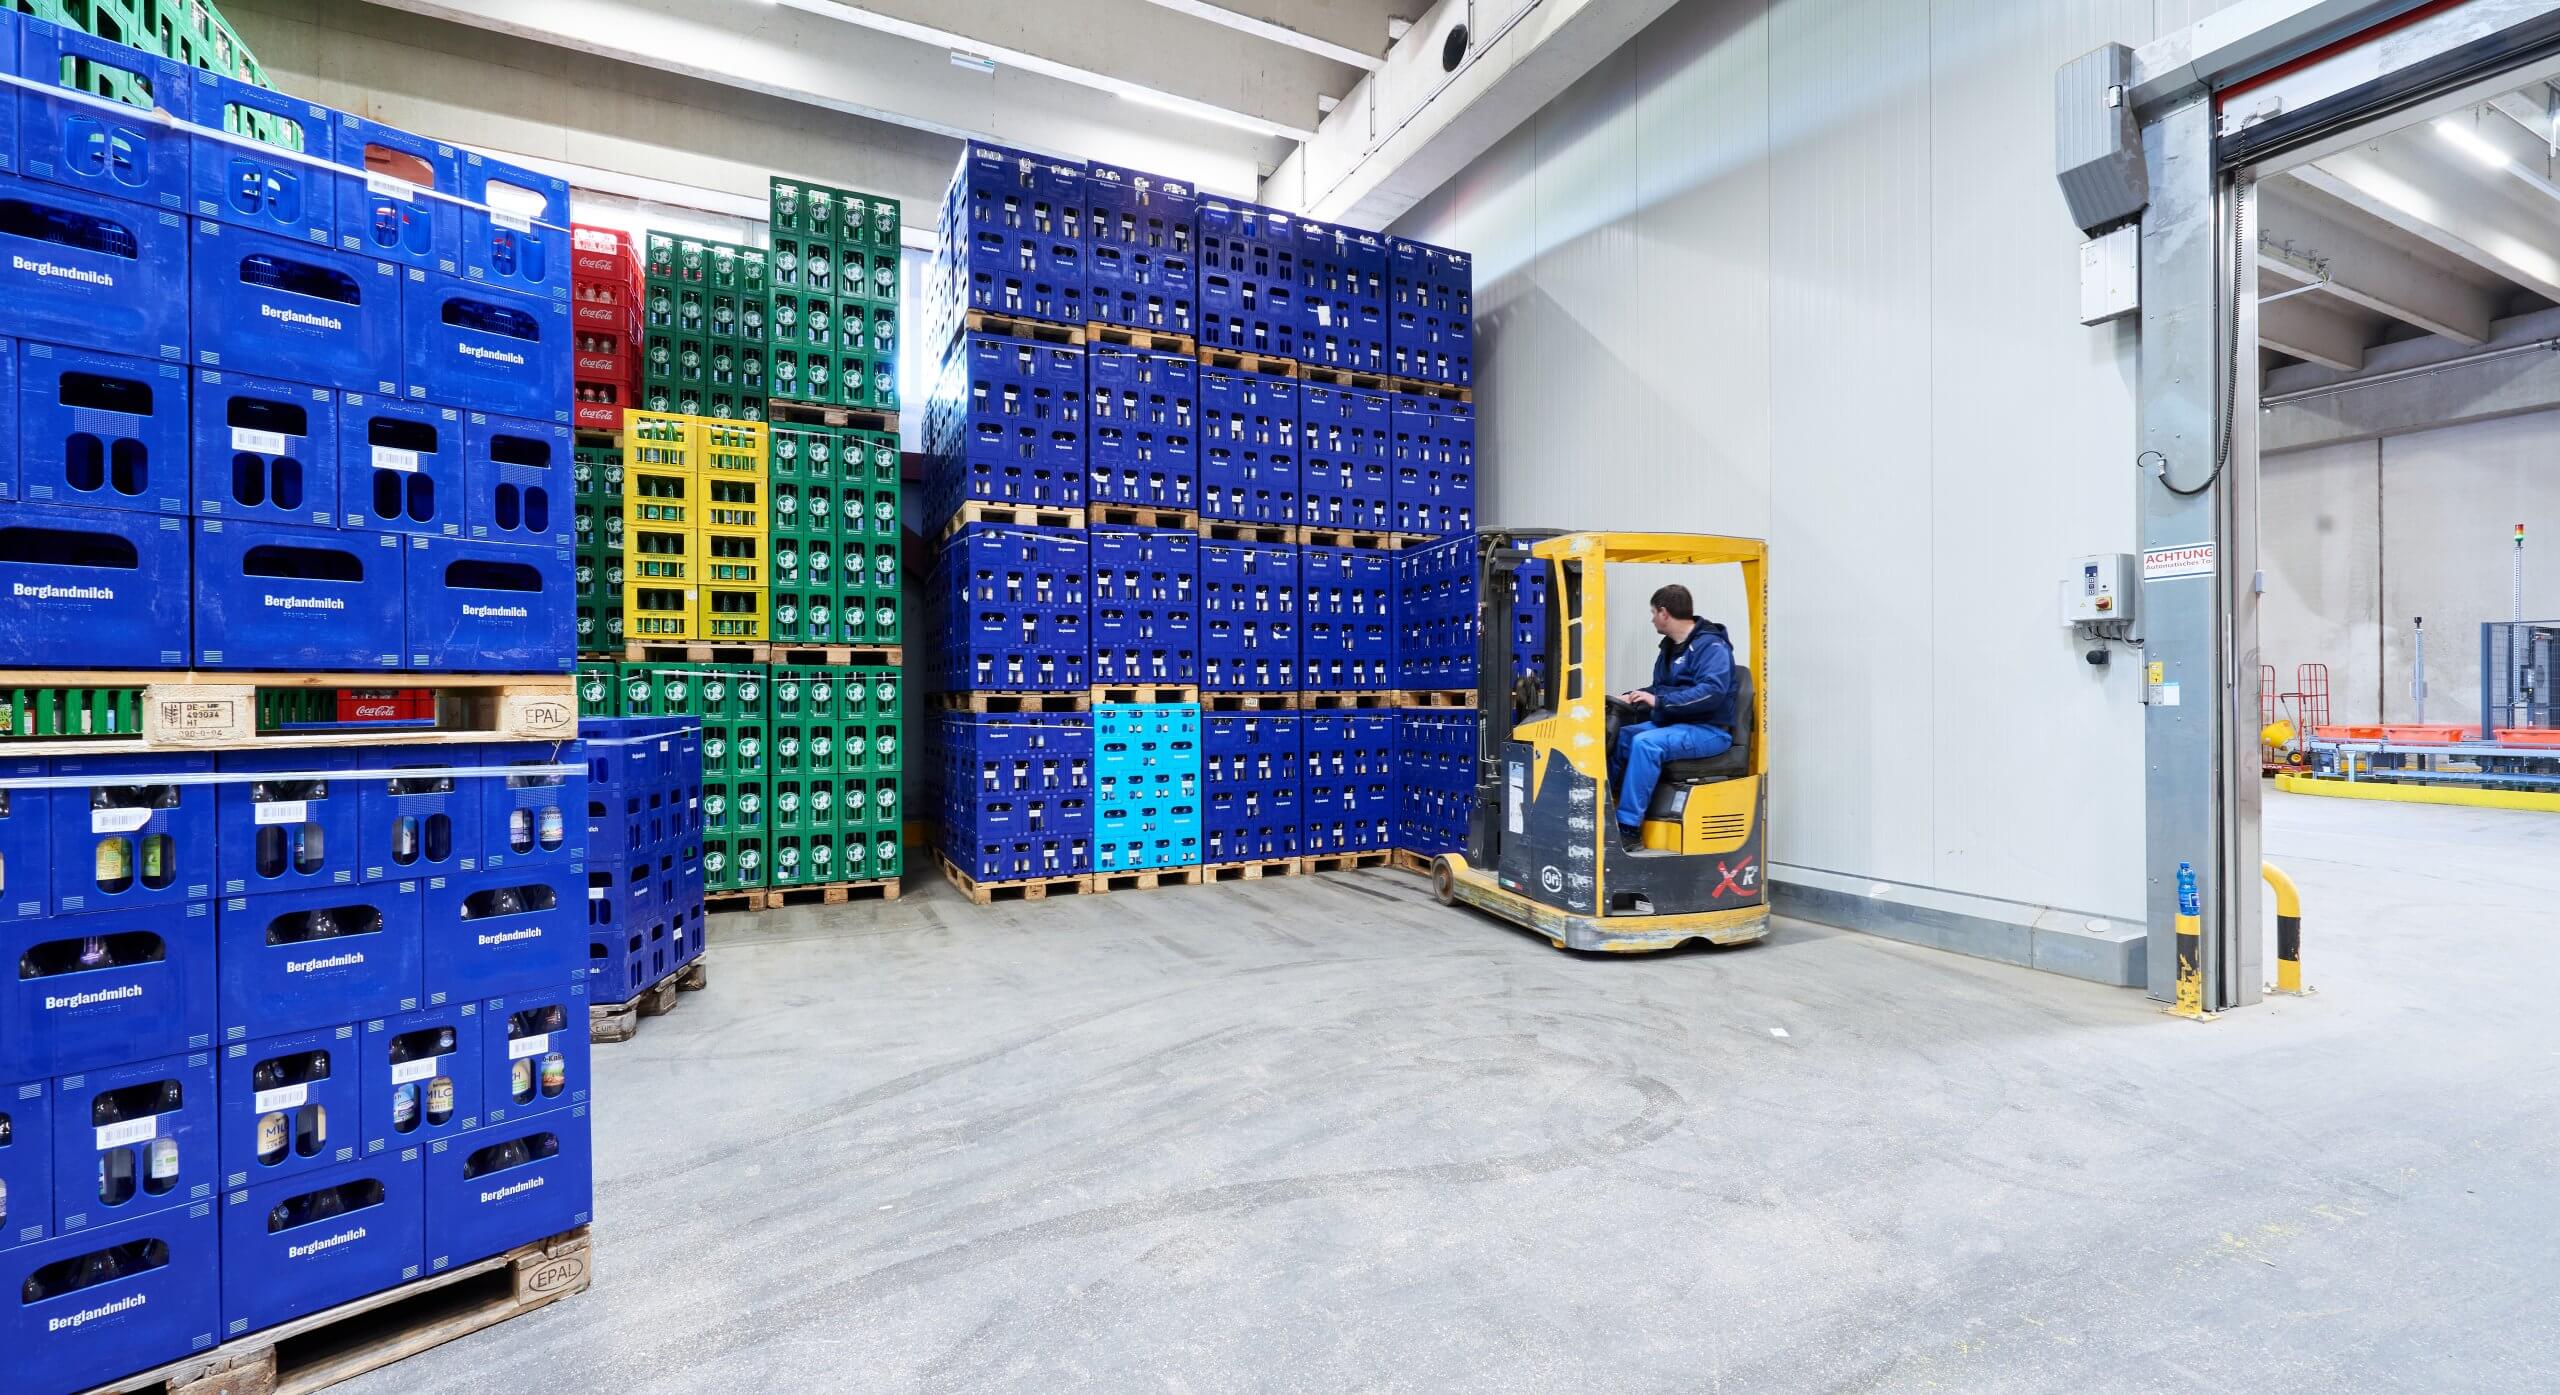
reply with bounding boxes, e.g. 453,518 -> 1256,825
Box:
574,293 -> 636,335
571,224 -> 640,285
338,689 -> 437,725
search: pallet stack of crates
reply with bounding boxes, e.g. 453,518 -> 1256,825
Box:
572,224 -> 643,434
1387,239 -> 1477,540
1093,703 -> 1202,879
770,176 -> 902,416
769,663 -> 905,891
584,716 -> 708,1022
574,436 -> 626,654
615,412 -> 770,645
1387,537 -> 1543,869
0,15 -> 596,1388
769,421 -> 903,648
641,233 -> 770,422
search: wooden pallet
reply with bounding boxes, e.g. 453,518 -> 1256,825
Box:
704,889 -> 765,917
1299,363 -> 1393,390
1389,377 -> 1472,403
87,1228 -> 590,1395
1196,520 -> 1294,544
767,644 -> 902,669
590,958 -> 708,1045
934,690 -> 1090,713
1089,863 -> 1207,894
1197,346 -> 1299,379
1395,689 -> 1478,708
1297,526 -> 1399,551
1392,533 -> 1452,550
1301,850 -> 1394,874
940,500 -> 1085,539
767,399 -> 899,433
1300,690 -> 1394,710
620,642 -> 767,666
1204,858 -> 1302,882
965,309 -> 1084,345
1091,683 -> 1199,706
938,854 -> 1091,905
1202,691 -> 1299,711
1084,322 -> 1195,354
1090,503 -> 1198,530
763,878 -> 900,909
1389,848 -> 1440,877
0,671 -> 575,758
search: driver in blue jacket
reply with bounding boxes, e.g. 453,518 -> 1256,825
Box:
1611,584 -> 1737,852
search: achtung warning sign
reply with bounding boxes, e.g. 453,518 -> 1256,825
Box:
2142,543 -> 2216,581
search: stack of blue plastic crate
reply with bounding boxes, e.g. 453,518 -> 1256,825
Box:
0,17 -> 575,675
1202,713 -> 1300,866
1392,535 -> 1550,694
1389,392 -> 1474,541
1299,383 -> 1391,533
925,327 -> 1088,524
1296,222 -> 1388,379
1093,704 -> 1201,874
1303,712 -> 1393,854
1195,198 -> 1298,360
1200,539 -> 1299,694
937,711 -> 1092,883
1090,526 -> 1198,687
931,524 -> 1090,693
1393,709 -> 1478,856
1086,163 -> 1194,340
583,717 -> 707,1006
1388,237 -> 1473,389
1087,343 -> 1197,513
1300,547 -> 1392,693
1199,366 -> 1298,529
927,141 -> 1087,353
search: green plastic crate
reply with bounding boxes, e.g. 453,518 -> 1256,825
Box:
0,681 -> 142,740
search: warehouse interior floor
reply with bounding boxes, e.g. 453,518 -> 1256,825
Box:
344,792 -> 2556,1393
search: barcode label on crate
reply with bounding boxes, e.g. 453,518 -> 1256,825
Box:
96,1116 -> 159,1150
508,1033 -> 550,1061
390,1055 -> 445,1086
254,1084 -> 309,1114
372,446 -> 421,473
255,801 -> 310,826
493,210 -> 533,234
92,808 -> 152,835
366,173 -> 418,202
231,427 -> 290,456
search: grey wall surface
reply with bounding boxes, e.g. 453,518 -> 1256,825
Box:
1389,0 -> 2248,922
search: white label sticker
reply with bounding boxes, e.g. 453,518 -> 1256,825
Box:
2142,543 -> 2216,581
508,1033 -> 550,1061
254,1083 -> 309,1114
255,801 -> 311,826
231,427 -> 290,456
366,172 -> 417,202
2158,681 -> 2182,707
91,807 -> 152,835
96,1116 -> 158,1150
587,885 -> 605,900
372,446 -> 421,473
493,209 -> 533,234
389,1055 -> 444,1086
1506,767 -> 1526,835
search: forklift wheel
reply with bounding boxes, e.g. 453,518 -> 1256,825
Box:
1431,857 -> 1456,906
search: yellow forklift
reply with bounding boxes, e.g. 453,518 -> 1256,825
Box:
1432,531 -> 1771,952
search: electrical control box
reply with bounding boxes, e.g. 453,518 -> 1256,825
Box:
2061,554 -> 2138,625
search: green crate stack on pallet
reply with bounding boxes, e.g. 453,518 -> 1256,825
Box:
768,423 -> 903,646
593,660 -> 772,895
573,440 -> 626,654
769,176 -> 901,414
641,233 -> 770,423
21,0 -> 274,87
770,664 -> 903,889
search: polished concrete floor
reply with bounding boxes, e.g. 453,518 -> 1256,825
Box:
345,792 -> 2559,1393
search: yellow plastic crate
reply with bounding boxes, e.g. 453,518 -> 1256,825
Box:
624,460 -> 697,531
623,409 -> 694,474
695,583 -> 769,642
701,474 -> 767,534
699,528 -> 767,587
694,419 -> 768,481
627,583 -> 696,640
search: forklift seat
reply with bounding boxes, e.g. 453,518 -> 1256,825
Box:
1644,665 -> 1754,820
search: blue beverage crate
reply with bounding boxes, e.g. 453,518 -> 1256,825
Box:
191,219 -> 402,396
480,980 -> 591,1126
214,748 -> 364,898
924,330 -> 1086,522
1389,237 -> 1475,386
402,270 -> 572,424
2,1201 -> 219,1394
937,711 -> 1092,881
17,341 -> 186,514
1089,525 -> 1197,685
52,1050 -> 218,1234
402,533 -> 575,673
587,874 -> 666,1005
1298,384 -> 1390,531
1300,546 -> 1393,691
190,370 -> 336,525
332,115 -> 460,274
1195,198 -> 1299,357
463,409 -> 571,546
340,392 -> 463,535
0,754 -> 45,923
0,1075 -> 50,1252
1094,800 -> 1200,872
0,334 -> 14,499
217,1022 -> 362,1191
188,68 -> 335,244
1093,703 -> 1200,873
1198,368 -> 1296,525
932,523 -> 1089,692
1297,222 -> 1388,375
458,151 -> 570,299
421,865 -> 582,1005
7,404 -> 197,640
0,901 -> 213,1082
17,22 -> 193,211
1390,391 -> 1474,537
358,750 -> 480,883
480,741 -> 587,873
1085,163 -> 1194,336
221,1149 -> 423,1338
0,171 -> 189,361
359,1003 -> 482,1157
48,750 -> 215,914
422,1099 -> 589,1269
1086,344 -> 1195,511
1303,711 -> 1394,852
1198,539 -> 1297,691
1203,712 -> 1299,863
1394,708 -> 1479,855
192,519 -> 405,670
1393,533 -> 1474,690
216,880 -> 424,1041
931,141 -> 1086,344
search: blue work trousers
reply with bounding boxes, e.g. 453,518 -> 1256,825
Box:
1613,719 -> 1734,830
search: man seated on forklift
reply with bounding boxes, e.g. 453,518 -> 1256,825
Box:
1611,584 -> 1738,852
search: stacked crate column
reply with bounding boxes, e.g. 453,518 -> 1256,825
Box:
1301,546 -> 1393,693
1087,345 -> 1198,513
1305,712 -> 1394,853
933,525 -> 1088,693
1089,526 -> 1199,686
1394,709 -> 1479,856
694,419 -> 769,643
1203,713 -> 1302,863
573,439 -> 625,653
926,331 -> 1087,527
766,425 -> 830,645
1085,163 -> 1196,338
1390,392 -> 1475,539
1094,703 -> 1201,873
1199,368 -> 1298,527
938,711 -> 1091,880
840,429 -> 904,647
1199,540 -> 1297,693
621,412 -> 698,641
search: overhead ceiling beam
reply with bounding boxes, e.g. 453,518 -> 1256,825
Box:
2289,147 -> 2560,306
776,0 -> 1318,140
2258,181 -> 2497,344
2258,286 -> 2369,372
1132,0 -> 1382,70
2488,89 -> 2560,155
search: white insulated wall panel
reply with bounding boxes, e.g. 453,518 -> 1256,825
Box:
2261,442 -> 2382,726
2380,412 -> 2560,728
